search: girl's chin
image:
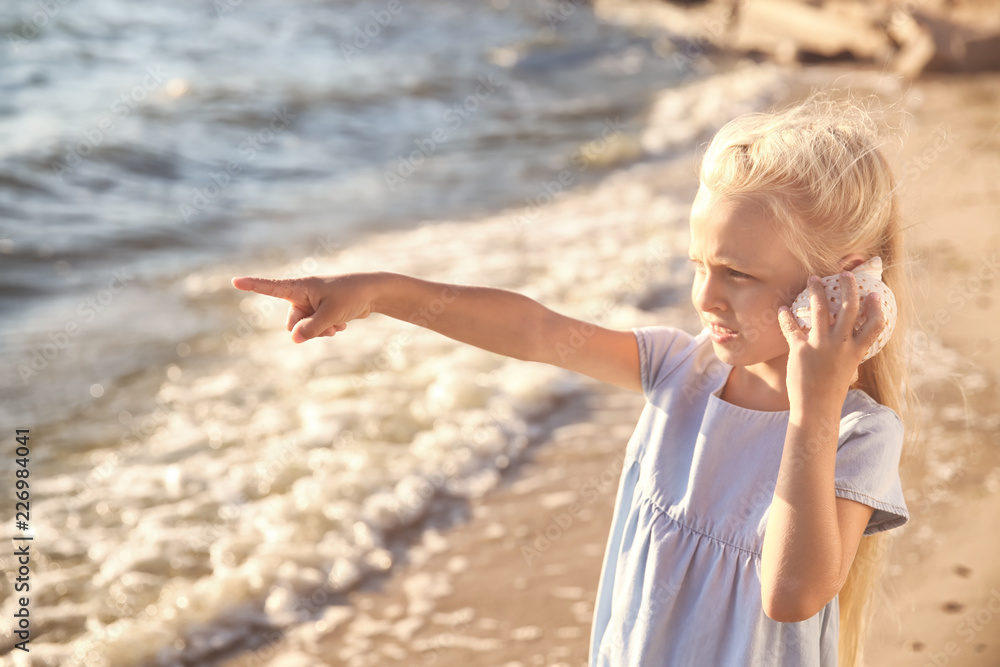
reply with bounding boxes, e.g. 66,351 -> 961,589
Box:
711,344 -> 741,363
710,340 -> 788,367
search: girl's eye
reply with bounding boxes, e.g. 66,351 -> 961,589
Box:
690,259 -> 752,280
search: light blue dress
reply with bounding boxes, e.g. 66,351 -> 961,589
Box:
589,326 -> 909,666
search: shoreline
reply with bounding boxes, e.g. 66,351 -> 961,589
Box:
217,383 -> 647,667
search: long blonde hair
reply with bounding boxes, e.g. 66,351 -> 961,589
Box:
699,96 -> 916,667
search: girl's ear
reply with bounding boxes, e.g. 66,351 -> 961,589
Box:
839,253 -> 868,272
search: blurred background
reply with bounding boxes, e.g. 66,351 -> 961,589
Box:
0,0 -> 998,665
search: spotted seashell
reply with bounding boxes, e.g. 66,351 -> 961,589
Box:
790,256 -> 897,362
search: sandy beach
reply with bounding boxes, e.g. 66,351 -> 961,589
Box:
3,2 -> 998,666
864,71 -> 1000,667
210,64 -> 1000,667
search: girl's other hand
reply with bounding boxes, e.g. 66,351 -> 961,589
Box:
777,271 -> 887,413
231,273 -> 377,344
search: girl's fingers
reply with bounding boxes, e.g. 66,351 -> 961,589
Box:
234,275 -> 349,343
287,304 -> 309,332
292,307 -> 347,338
318,323 -> 347,337
835,272 -> 860,340
777,306 -> 806,346
231,276 -> 298,301
290,300 -> 342,344
855,293 -> 887,351
807,276 -> 830,340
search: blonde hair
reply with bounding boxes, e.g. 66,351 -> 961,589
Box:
699,96 -> 916,667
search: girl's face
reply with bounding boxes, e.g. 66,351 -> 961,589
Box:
688,186 -> 807,369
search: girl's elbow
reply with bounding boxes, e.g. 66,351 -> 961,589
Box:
762,599 -> 812,624
762,586 -> 832,623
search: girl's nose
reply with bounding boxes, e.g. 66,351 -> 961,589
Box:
693,273 -> 727,314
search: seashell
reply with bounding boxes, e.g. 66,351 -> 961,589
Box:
790,256 -> 897,362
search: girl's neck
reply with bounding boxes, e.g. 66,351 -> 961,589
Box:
721,360 -> 791,412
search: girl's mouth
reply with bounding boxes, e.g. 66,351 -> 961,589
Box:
708,322 -> 738,343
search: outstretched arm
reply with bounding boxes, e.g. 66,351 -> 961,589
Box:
231,272 -> 641,392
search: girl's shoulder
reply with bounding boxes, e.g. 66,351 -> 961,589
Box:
840,388 -> 903,429
834,389 -> 909,535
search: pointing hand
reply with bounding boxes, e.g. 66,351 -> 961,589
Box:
231,274 -> 376,344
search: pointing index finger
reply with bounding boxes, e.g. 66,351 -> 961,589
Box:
231,276 -> 296,300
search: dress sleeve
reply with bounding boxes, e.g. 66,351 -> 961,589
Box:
632,326 -> 697,399
834,407 -> 909,536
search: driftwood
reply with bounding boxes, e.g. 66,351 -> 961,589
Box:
730,0 -> 892,64
915,9 -> 1000,72
652,0 -> 1000,77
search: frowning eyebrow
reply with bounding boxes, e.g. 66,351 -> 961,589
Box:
687,251 -> 756,272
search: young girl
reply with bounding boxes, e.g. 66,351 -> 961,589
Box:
232,98 -> 911,667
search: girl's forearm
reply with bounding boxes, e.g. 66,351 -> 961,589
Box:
760,405 -> 843,622
366,272 -> 641,391
368,272 -> 557,363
